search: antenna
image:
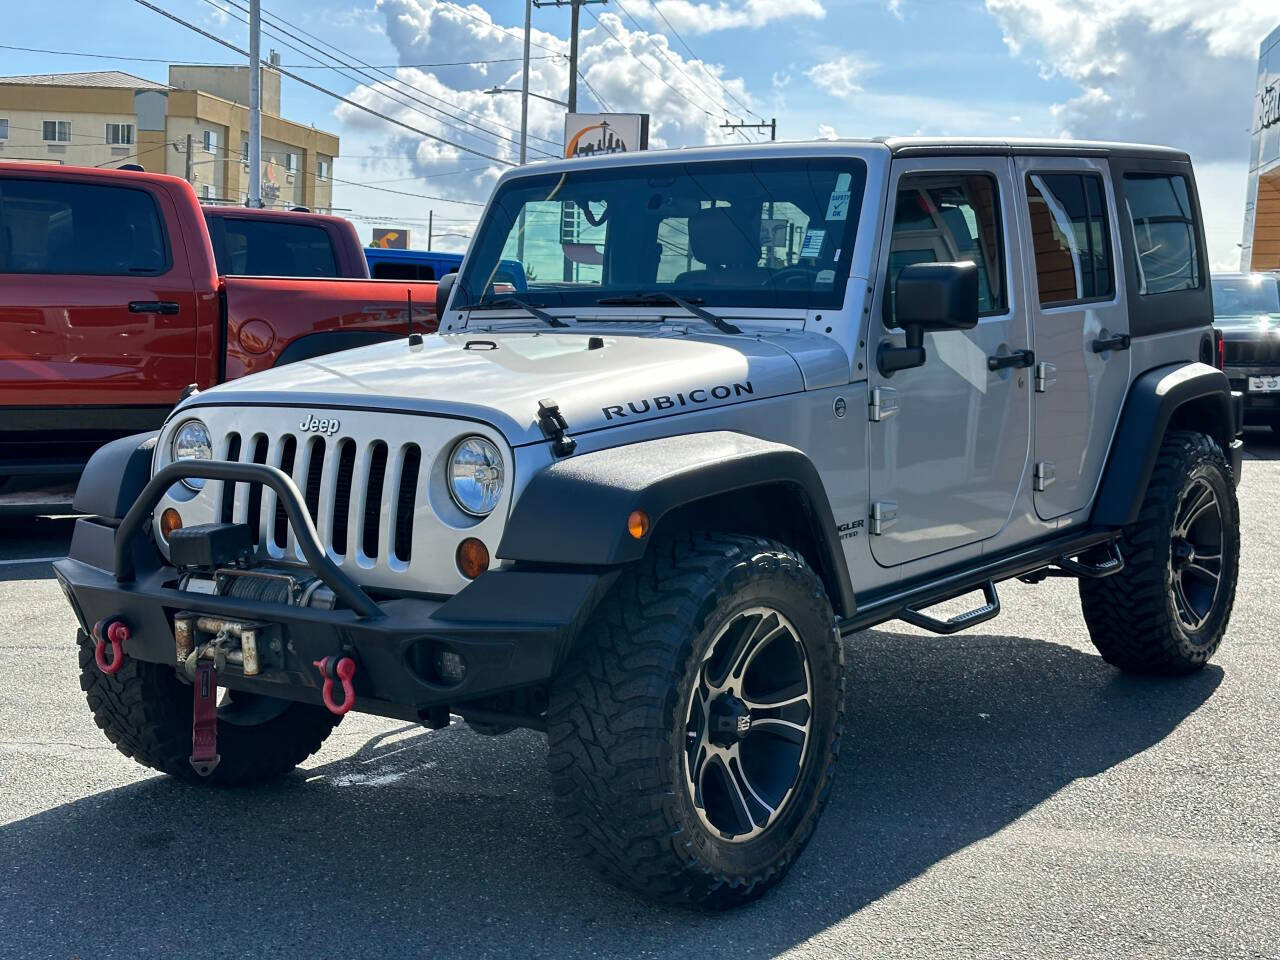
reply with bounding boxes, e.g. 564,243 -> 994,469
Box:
407,288 -> 423,347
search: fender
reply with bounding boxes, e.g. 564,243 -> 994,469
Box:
1091,362 -> 1235,528
71,431 -> 159,519
497,431 -> 856,617
272,330 -> 403,367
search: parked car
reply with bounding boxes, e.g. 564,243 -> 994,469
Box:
0,163 -> 437,487
1211,271 -> 1280,433
365,246 -> 526,291
59,138 -> 1241,908
203,205 -> 371,279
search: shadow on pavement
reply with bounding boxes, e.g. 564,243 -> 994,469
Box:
0,629 -> 1222,959
1242,425 -> 1280,461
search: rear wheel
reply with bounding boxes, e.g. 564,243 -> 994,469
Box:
1080,430 -> 1239,674
77,630 -> 339,785
547,532 -> 845,908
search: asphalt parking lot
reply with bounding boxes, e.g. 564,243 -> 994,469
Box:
2,436 -> 1278,960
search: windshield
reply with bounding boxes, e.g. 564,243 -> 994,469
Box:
456,157 -> 868,312
1212,274 -> 1280,316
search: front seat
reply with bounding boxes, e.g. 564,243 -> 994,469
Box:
675,208 -> 763,287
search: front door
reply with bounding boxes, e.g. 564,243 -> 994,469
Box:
867,157 -> 1031,567
1014,159 -> 1130,520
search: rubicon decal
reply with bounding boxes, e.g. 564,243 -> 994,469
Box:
602,381 -> 754,420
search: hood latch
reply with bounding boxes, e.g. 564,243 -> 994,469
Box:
537,399 -> 578,458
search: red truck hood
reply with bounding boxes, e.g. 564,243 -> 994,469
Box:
183,331 -> 811,446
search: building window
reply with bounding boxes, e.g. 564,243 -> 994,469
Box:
1025,172 -> 1115,307
0,119 -> 8,141
104,123 -> 135,146
284,152 -> 298,174
202,184 -> 213,201
203,130 -> 218,153
241,140 -> 249,166
317,158 -> 330,181
42,120 -> 72,143
1123,174 -> 1201,295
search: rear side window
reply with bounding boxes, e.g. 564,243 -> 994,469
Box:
371,261 -> 434,281
887,173 -> 1007,318
0,178 -> 168,276
210,217 -> 338,277
1123,174 -> 1201,295
1025,173 -> 1114,306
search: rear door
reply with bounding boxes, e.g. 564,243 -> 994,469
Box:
0,173 -> 199,414
867,156 -> 1031,567
1014,158 -> 1130,520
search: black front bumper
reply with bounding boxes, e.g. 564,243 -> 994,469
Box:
54,460 -> 618,722
1226,364 -> 1280,422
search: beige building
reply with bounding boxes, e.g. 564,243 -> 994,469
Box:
0,65 -> 338,212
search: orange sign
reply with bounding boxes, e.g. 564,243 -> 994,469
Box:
372,229 -> 409,249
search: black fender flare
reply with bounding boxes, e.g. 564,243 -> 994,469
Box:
272,330 -> 402,367
72,431 -> 159,519
497,431 -> 856,617
1091,361 -> 1234,527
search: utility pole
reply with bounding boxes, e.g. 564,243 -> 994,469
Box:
531,0 -> 607,119
247,0 -> 263,207
184,133 -> 193,186
720,118 -> 777,141
519,0 -> 531,166
428,210 -> 433,250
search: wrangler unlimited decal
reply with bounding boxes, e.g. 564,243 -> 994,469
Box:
602,381 -> 754,420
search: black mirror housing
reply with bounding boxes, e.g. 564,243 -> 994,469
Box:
894,261 -> 980,332
435,272 -> 458,322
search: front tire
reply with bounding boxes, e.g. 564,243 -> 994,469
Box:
1080,430 -> 1239,674
77,630 -> 340,785
547,533 -> 845,908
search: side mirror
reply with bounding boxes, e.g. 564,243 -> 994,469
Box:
878,261 -> 979,375
435,272 -> 458,322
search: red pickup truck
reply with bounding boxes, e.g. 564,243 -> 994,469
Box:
0,163 -> 437,490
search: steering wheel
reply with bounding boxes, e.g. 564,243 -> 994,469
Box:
763,266 -> 817,290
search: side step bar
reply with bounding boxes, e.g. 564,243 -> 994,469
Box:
1018,542 -> 1125,584
899,580 -> 1000,636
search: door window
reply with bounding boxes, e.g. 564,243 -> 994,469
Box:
209,218 -> 338,277
1123,174 -> 1201,294
1025,173 -> 1114,306
887,173 -> 1006,320
0,177 -> 168,275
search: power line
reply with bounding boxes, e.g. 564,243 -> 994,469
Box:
436,0 -> 565,55
130,0 -> 517,166
0,42 -> 562,69
205,0 -> 560,158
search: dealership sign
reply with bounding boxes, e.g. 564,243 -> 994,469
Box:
371,228 -> 409,249
564,113 -> 649,158
1261,83 -> 1280,130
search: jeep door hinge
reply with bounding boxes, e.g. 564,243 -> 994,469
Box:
1034,461 -> 1056,492
869,500 -> 898,535
868,387 -> 899,422
1035,361 -> 1057,393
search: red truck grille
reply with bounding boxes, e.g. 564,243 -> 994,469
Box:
217,430 -> 422,565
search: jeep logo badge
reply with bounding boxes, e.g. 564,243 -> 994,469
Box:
298,415 -> 340,436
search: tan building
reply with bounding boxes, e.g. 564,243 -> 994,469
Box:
0,65 -> 338,212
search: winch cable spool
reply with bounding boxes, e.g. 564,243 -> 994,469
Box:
220,571 -> 295,606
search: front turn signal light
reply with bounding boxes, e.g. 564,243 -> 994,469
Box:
456,537 -> 490,580
160,508 -> 183,541
628,510 -> 650,540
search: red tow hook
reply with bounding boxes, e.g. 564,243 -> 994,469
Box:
93,618 -> 130,675
313,655 -> 357,716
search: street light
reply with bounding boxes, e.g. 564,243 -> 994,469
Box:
485,86 -> 569,108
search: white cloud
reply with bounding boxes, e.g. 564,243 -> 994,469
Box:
887,0 -> 904,20
806,55 -> 874,100
648,0 -> 825,35
817,123 -> 839,140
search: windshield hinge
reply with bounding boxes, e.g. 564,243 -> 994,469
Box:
537,399 -> 578,458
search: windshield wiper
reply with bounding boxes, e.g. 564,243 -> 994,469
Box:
454,296 -> 569,328
596,293 -> 741,335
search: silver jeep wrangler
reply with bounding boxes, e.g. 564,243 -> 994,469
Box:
56,138 -> 1242,908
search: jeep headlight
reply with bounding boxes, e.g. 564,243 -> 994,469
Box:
171,419 -> 213,491
448,436 -> 504,517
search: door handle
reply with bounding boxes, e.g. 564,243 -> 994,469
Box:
129,300 -> 180,315
987,348 -> 1035,371
1091,333 -> 1130,354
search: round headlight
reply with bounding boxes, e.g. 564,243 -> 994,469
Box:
171,419 -> 213,491
448,436 -> 504,517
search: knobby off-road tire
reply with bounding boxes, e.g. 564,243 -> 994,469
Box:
1080,430 -> 1239,674
547,533 -> 845,909
77,630 -> 340,785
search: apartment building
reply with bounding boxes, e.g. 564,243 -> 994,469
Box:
0,63 -> 338,212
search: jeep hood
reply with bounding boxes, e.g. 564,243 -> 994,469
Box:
1214,313 -> 1280,339
184,332 -> 818,446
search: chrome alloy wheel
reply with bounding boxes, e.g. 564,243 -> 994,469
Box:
1170,476 -> 1225,633
684,607 -> 813,843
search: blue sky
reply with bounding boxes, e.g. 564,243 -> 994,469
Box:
3,0 -> 1275,266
